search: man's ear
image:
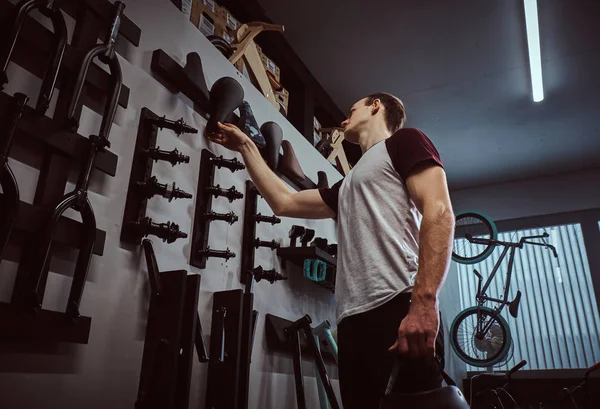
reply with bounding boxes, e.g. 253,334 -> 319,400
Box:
371,98 -> 381,115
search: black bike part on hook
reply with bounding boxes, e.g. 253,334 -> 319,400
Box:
254,213 -> 281,225
147,115 -> 198,136
21,2 -> 127,321
209,154 -> 245,172
251,266 -> 286,284
204,210 -> 238,225
199,247 -> 236,261
127,217 -> 188,244
254,238 -> 280,250
136,176 -> 193,202
142,147 -> 190,167
66,1 -> 125,138
0,93 -> 28,262
206,185 -> 244,203
0,0 -> 67,115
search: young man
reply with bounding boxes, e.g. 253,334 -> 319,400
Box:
207,93 -> 455,409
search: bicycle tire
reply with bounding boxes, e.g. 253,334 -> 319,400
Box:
452,211 -> 498,264
450,306 -> 512,367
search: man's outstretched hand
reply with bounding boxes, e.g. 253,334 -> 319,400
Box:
389,297 -> 439,360
206,122 -> 251,152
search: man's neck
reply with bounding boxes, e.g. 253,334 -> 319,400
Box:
358,124 -> 392,154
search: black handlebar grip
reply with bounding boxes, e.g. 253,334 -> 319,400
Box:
508,360 -> 527,376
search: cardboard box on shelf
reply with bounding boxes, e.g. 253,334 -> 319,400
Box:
275,87 -> 289,115
313,117 -> 321,131
191,0 -> 223,33
257,49 -> 281,82
218,5 -> 240,32
171,0 -> 193,18
215,25 -> 235,44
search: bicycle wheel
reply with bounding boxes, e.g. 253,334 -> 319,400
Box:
452,211 -> 498,264
450,306 -> 512,367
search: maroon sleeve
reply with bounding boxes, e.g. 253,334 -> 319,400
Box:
385,128 -> 443,181
318,178 -> 343,215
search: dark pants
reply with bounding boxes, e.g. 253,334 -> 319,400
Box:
338,292 -> 445,409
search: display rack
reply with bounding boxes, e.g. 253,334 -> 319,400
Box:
277,246 -> 336,292
136,240 -> 208,409
120,107 -> 196,245
0,0 -> 140,344
189,148 -> 245,269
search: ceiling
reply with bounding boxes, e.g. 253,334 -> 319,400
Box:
258,0 -> 600,190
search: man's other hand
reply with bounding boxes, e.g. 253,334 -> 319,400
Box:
389,297 -> 439,360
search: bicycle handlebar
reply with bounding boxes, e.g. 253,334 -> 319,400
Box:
508,360 -> 527,378
585,362 -> 600,379
465,233 -> 558,257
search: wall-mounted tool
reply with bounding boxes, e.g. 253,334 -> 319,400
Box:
18,2 -> 127,321
206,185 -> 243,203
127,217 -> 187,244
286,315 -> 341,409
190,149 -> 245,269
0,0 -> 67,115
121,107 -> 196,245
313,320 -> 339,409
136,239 -> 208,409
199,247 -> 235,261
288,225 -> 306,248
300,229 -> 316,247
147,115 -> 198,136
0,93 -> 28,262
136,176 -> 192,202
204,210 -> 238,225
143,147 -> 189,167
209,155 -> 245,172
254,213 -> 281,225
254,238 -> 280,250
250,266 -> 287,284
205,289 -> 244,409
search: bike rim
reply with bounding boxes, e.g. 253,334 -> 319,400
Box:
452,212 -> 496,265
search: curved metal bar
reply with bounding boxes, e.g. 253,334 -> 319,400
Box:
66,45 -> 106,131
65,198 -> 96,320
29,191 -> 78,308
0,1 -> 67,116
0,0 -> 39,84
0,164 -> 20,261
35,5 -> 67,115
99,55 -> 122,140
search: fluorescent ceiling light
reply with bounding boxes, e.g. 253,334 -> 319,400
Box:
524,0 -> 544,102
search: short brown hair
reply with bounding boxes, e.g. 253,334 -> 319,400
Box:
364,93 -> 406,134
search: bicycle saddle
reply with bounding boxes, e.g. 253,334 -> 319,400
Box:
206,76 -> 244,135
181,52 -> 210,104
317,171 -> 329,189
260,121 -> 283,170
278,140 -> 306,184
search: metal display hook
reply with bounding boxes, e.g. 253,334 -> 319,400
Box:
0,0 -> 67,115
22,2 -> 126,321
0,93 -> 28,262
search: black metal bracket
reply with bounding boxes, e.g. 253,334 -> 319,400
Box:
121,107 -> 196,245
205,289 -> 244,409
285,314 -> 341,409
189,149 -> 245,269
136,239 -> 208,409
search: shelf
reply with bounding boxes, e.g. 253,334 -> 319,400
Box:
0,302 -> 91,344
0,92 -> 118,177
0,0 -> 130,110
0,194 -> 107,261
277,246 -> 336,268
277,246 -> 336,292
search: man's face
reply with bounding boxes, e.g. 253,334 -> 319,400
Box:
341,98 -> 372,144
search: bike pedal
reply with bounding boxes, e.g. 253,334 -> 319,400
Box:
509,290 -> 522,318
